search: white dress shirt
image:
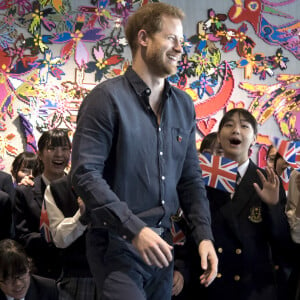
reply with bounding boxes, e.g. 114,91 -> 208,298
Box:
44,185 -> 87,248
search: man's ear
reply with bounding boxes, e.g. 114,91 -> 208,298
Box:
137,29 -> 148,47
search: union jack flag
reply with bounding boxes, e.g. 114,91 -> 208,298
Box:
170,209 -> 186,245
280,167 -> 292,195
272,137 -> 296,164
39,199 -> 53,243
199,153 -> 239,193
289,141 -> 300,170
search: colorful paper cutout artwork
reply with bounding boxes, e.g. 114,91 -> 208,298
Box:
228,0 -> 300,60
242,74 -> 300,139
0,0 -> 298,170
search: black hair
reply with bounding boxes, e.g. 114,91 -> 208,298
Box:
218,108 -> 258,135
199,132 -> 218,154
274,152 -> 285,175
38,128 -> 71,152
0,239 -> 32,281
266,145 -> 276,159
37,129 -> 71,173
11,151 -> 40,181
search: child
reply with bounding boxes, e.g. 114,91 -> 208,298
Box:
286,169 -> 300,300
14,129 -> 71,279
0,239 -> 58,300
190,108 -> 292,300
199,132 -> 224,156
11,151 -> 40,185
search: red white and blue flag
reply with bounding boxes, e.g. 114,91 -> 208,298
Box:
289,141 -> 300,170
272,137 -> 300,170
39,200 -> 53,243
170,209 -> 186,245
199,153 -> 239,193
280,167 -> 293,195
272,137 -> 296,164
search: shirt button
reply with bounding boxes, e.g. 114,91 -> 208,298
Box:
158,221 -> 162,225
159,151 -> 163,156
217,247 -> 223,253
235,248 -> 242,255
103,222 -> 107,226
161,176 -> 165,180
217,273 -> 222,278
122,235 -> 127,239
161,200 -> 165,205
158,127 -> 161,132
234,275 -> 240,281
145,88 -> 151,96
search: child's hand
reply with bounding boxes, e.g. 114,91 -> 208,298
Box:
253,167 -> 279,205
77,197 -> 86,215
18,175 -> 35,187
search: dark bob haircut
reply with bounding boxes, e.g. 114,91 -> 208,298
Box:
218,108 -> 258,135
0,239 -> 32,281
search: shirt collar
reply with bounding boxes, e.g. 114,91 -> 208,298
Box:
237,159 -> 249,179
124,66 -> 172,97
6,296 -> 24,300
41,174 -> 50,186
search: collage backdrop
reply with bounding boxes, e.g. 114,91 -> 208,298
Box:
0,0 -> 299,172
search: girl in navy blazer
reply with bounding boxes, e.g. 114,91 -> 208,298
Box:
0,239 -> 58,300
189,108 -> 293,300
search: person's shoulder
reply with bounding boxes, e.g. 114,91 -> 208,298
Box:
0,171 -> 13,188
0,289 -> 7,300
248,159 -> 264,174
92,74 -> 126,92
0,190 -> 10,202
29,274 -> 58,299
170,85 -> 192,100
50,174 -> 68,186
31,274 -> 56,287
0,170 -> 12,180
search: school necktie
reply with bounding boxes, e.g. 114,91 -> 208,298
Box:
231,172 -> 241,200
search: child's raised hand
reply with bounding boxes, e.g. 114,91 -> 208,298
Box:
253,167 -> 279,205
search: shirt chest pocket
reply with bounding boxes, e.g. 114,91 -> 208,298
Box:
171,127 -> 190,159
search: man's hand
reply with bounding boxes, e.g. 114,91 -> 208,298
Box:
253,167 -> 279,205
132,227 -> 173,268
198,239 -> 218,287
172,270 -> 184,296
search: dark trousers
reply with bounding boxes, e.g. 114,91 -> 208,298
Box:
87,229 -> 174,300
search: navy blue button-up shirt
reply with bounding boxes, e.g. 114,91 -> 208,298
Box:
71,67 -> 213,245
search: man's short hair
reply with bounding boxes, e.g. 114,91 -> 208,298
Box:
124,2 -> 184,56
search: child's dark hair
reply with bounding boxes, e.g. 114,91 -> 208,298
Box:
266,145 -> 276,158
37,129 -> 71,173
38,128 -> 71,152
0,239 -> 32,281
273,152 -> 285,174
199,132 -> 218,154
11,151 -> 40,180
218,108 -> 258,135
